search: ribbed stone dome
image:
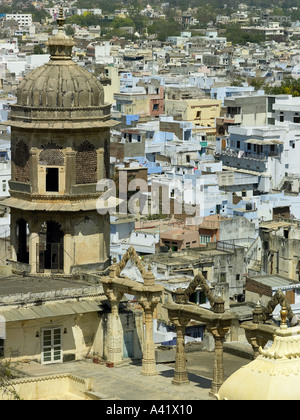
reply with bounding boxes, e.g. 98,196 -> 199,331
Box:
6,7 -> 113,130
17,59 -> 104,108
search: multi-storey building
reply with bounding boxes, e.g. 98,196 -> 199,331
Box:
5,13 -> 32,27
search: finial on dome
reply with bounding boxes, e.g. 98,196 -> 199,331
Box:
47,3 -> 75,60
57,4 -> 65,28
280,300 -> 288,329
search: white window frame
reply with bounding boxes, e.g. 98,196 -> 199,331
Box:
200,235 -> 211,244
41,327 -> 63,364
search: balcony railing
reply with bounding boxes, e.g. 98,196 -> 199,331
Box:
221,149 -> 279,160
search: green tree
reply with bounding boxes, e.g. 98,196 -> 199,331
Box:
224,23 -> 265,45
231,79 -> 244,87
110,16 -> 135,29
65,25 -> 75,36
265,77 -> 300,97
148,18 -> 181,42
195,4 -> 222,28
0,359 -> 20,400
248,77 -> 266,91
33,45 -> 45,54
66,13 -> 101,27
130,10 -> 149,33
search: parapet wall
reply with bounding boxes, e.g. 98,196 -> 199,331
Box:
1,373 -> 94,400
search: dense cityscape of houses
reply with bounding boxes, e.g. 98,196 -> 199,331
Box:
1,0 -> 300,398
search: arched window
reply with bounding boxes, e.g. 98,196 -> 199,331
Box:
38,220 -> 64,273
16,218 -> 29,264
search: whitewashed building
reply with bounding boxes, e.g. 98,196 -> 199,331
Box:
221,124 -> 300,192
5,14 -> 32,27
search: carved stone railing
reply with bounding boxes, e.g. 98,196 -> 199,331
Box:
242,289 -> 296,359
100,246 -> 163,376
261,289 -> 294,323
163,272 -> 236,397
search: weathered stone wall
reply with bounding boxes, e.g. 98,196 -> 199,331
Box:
246,277 -> 272,297
3,311 -> 102,362
1,374 -> 94,400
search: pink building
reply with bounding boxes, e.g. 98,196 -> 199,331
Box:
160,228 -> 199,251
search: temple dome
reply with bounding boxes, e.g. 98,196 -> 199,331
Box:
217,310 -> 300,400
16,59 -> 104,108
7,7 -> 113,130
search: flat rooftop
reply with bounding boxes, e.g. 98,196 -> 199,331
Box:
260,220 -> 296,230
16,348 -> 252,401
146,248 -> 230,266
0,273 -> 104,306
0,275 -> 92,297
248,274 -> 297,288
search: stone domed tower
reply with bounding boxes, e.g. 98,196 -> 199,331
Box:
4,7 -> 117,275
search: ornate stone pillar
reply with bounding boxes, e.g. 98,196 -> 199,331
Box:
63,231 -> 73,275
9,212 -> 18,262
29,147 -> 39,194
140,300 -> 157,376
65,149 -> 76,194
171,316 -> 190,385
104,283 -> 124,365
97,148 -> 104,181
207,323 -> 230,397
28,218 -> 41,274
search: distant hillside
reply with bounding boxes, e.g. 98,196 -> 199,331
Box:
66,0 -> 300,11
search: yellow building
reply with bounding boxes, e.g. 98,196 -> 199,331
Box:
114,92 -> 150,117
101,66 -> 120,105
164,98 -> 222,135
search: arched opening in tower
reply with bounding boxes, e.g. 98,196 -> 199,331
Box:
16,218 -> 29,264
38,221 -> 64,273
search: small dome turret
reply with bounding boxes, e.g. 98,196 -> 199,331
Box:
217,303 -> 300,400
7,5 -> 112,130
